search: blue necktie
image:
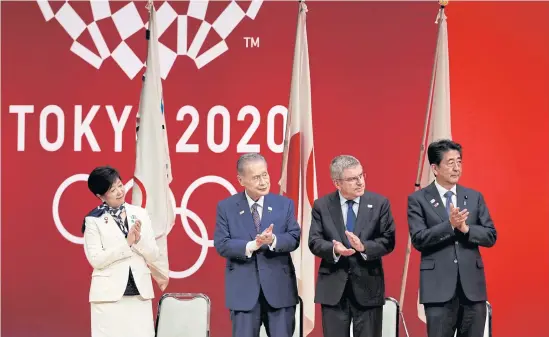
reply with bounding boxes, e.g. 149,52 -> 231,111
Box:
444,191 -> 453,216
346,200 -> 356,233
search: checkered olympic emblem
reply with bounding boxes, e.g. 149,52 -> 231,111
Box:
53,174 -> 239,279
36,0 -> 263,79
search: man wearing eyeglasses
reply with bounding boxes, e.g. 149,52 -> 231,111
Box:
214,153 -> 301,337
407,140 -> 496,337
308,155 -> 396,337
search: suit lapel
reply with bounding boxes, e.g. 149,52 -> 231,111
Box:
456,185 -> 466,211
97,212 -> 126,240
424,182 -> 448,221
328,191 -> 349,246
261,194 -> 274,233
355,194 -> 373,237
124,204 -> 138,230
236,192 -> 259,240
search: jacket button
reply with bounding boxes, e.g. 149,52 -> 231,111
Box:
453,259 -> 458,263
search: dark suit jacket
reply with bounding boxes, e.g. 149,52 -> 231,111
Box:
213,192 -> 300,311
407,182 -> 497,304
308,191 -> 396,307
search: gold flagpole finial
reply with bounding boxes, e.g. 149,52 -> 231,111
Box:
435,0 -> 448,23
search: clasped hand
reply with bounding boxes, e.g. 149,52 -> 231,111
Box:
333,231 -> 365,256
127,220 -> 142,246
449,204 -> 469,233
255,224 -> 274,246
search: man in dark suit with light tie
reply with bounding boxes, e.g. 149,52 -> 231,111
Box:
214,153 -> 300,337
308,155 -> 396,337
407,139 -> 497,337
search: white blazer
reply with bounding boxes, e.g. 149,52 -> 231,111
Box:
83,203 -> 160,303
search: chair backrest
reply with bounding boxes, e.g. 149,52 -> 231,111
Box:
155,293 -> 211,337
382,297 -> 399,337
259,297 -> 303,337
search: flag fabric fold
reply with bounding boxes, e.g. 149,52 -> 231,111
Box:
416,7 -> 452,323
131,4 -> 175,292
279,2 -> 317,336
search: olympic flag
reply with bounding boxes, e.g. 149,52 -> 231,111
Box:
131,3 -> 174,291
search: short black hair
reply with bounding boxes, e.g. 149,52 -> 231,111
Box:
427,139 -> 462,166
87,166 -> 122,196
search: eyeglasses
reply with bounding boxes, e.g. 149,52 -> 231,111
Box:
338,172 -> 364,183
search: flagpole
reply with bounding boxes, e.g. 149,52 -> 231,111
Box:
398,3 -> 447,337
279,0 -> 305,196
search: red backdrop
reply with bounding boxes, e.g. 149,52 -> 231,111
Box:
2,1 -> 548,337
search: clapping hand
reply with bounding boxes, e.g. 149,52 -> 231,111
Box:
345,231 -> 365,252
333,240 -> 355,256
256,224 -> 274,246
449,204 -> 469,233
127,220 -> 142,246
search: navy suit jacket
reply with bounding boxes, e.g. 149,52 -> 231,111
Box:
213,192 -> 301,311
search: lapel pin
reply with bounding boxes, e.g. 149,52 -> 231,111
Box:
239,210 -> 245,215
430,199 -> 435,204
268,206 -> 272,212
434,203 -> 439,207
367,204 -> 373,208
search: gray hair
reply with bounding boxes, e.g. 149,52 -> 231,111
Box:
330,155 -> 361,180
237,153 -> 267,175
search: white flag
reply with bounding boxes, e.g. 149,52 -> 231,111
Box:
132,4 -> 175,292
417,7 -> 452,323
279,2 -> 317,335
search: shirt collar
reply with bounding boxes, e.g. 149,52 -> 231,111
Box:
338,191 -> 360,206
434,179 -> 457,197
245,190 -> 264,209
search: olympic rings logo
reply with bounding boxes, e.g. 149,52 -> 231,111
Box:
52,173 -> 237,279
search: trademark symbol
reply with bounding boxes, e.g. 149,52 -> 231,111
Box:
244,37 -> 260,48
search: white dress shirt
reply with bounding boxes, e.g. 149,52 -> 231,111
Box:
244,191 -> 277,257
434,180 -> 458,230
334,192 -> 368,262
434,180 -> 457,208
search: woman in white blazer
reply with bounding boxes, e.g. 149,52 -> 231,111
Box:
82,166 -> 160,337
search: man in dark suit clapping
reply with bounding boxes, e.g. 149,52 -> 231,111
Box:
308,155 -> 396,337
407,139 -> 497,337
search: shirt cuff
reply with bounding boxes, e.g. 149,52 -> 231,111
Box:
268,234 -> 277,251
360,252 -> 368,260
333,245 -> 340,263
245,240 -> 260,258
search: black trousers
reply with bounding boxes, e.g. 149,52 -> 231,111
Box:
321,281 -> 383,337
424,278 -> 487,337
